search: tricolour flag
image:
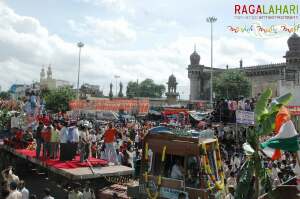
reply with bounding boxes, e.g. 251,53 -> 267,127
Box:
261,107 -> 299,160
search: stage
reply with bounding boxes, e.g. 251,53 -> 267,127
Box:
0,145 -> 134,181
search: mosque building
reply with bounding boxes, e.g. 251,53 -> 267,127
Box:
40,65 -> 71,90
188,33 -> 300,101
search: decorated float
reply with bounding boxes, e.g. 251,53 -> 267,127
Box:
127,129 -> 225,199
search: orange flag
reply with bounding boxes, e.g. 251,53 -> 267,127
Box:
272,106 -> 290,160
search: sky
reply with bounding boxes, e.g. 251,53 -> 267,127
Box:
0,0 -> 299,99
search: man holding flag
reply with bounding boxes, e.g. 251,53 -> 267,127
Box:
260,106 -> 300,194
261,106 -> 299,160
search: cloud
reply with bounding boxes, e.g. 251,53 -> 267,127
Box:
0,2 -> 289,99
68,17 -> 136,48
0,3 -> 77,85
77,0 -> 135,15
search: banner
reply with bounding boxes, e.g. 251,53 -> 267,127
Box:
287,106 -> 300,116
236,110 -> 255,125
69,98 -> 150,114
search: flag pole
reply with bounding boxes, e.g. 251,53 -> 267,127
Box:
295,152 -> 300,167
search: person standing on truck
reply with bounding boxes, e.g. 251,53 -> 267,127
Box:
103,123 -> 118,165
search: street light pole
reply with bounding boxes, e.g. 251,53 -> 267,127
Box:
114,75 -> 120,97
206,16 -> 217,106
77,42 -> 84,101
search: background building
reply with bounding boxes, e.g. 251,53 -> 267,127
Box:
165,74 -> 179,105
9,84 -> 30,100
80,83 -> 104,99
40,65 -> 71,90
188,33 -> 300,100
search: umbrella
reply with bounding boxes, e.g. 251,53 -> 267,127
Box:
149,126 -> 172,134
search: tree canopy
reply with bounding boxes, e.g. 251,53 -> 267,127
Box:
126,79 -> 165,98
213,70 -> 251,100
44,86 -> 75,113
0,91 -> 11,100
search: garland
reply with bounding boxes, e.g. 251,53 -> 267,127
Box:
104,176 -> 131,185
26,142 -> 36,151
200,140 -> 224,191
144,142 -> 167,199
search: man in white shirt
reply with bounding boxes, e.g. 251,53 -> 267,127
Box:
19,180 -> 29,199
67,122 -> 80,160
82,183 -> 95,199
90,131 -> 97,143
171,159 -> 184,180
225,186 -> 235,199
2,167 -> 20,186
7,182 -> 22,199
227,172 -> 237,188
271,163 -> 279,181
230,154 -> 241,173
59,121 -> 68,161
79,125 -> 90,163
43,188 -> 54,199
11,113 -> 20,134
10,115 -> 19,128
134,133 -> 140,149
148,149 -> 153,172
68,185 -> 83,199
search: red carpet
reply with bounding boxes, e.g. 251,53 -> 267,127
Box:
15,149 -> 108,169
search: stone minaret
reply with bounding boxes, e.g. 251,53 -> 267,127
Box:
47,65 -> 52,80
109,83 -> 113,99
188,46 -> 203,100
118,82 -> 124,97
285,33 -> 300,66
40,67 -> 45,82
166,74 -> 179,104
284,33 -> 300,82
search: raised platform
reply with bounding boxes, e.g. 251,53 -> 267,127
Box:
0,145 -> 133,181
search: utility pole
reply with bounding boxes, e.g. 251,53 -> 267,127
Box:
76,42 -> 84,100
206,16 -> 217,106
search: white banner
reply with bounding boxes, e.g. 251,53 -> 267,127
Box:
236,110 -> 254,125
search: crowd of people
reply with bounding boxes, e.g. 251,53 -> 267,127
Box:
213,97 -> 257,123
6,111 -> 153,168
1,164 -> 97,199
1,166 -> 32,199
0,91 -> 155,199
3,109 -> 298,198
0,90 -> 298,199
216,124 -> 297,198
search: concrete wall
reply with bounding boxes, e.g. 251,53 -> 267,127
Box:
278,80 -> 300,106
190,78 -> 200,100
149,98 -> 189,108
202,77 -> 210,100
248,74 -> 280,97
40,79 -> 70,90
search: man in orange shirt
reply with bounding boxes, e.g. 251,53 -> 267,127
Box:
103,123 -> 118,165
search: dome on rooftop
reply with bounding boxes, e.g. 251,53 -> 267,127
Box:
287,33 -> 300,51
168,74 -> 176,83
190,50 -> 200,65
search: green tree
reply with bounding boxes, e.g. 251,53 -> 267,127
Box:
126,81 -> 139,98
0,91 -> 11,100
44,87 -> 75,113
213,70 -> 251,99
0,109 -> 11,131
126,79 -> 165,98
139,79 -> 165,98
40,87 -> 50,98
235,89 -> 292,199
